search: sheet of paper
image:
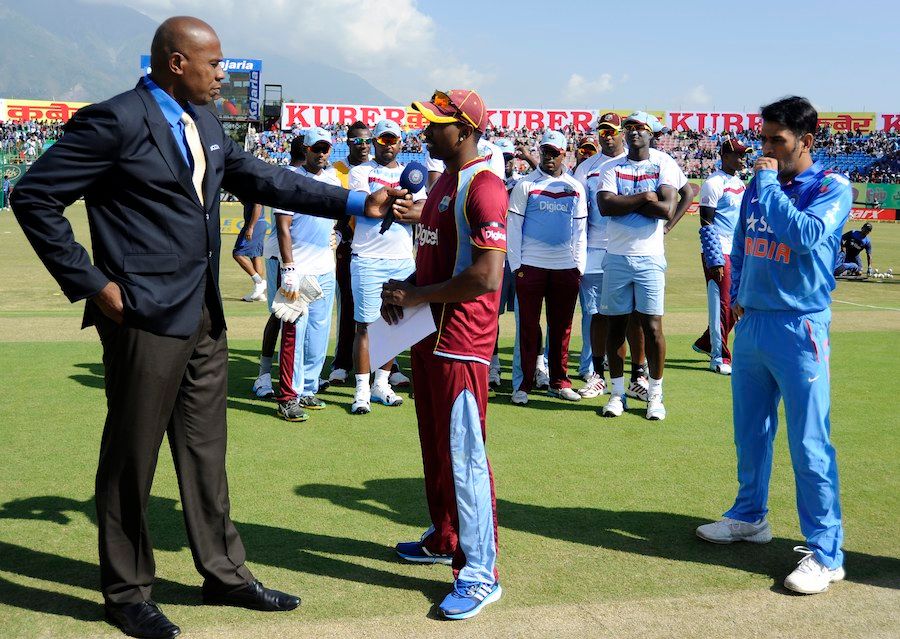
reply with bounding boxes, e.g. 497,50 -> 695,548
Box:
367,303 -> 437,371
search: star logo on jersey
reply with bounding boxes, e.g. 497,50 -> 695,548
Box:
746,212 -> 759,231
438,195 -> 451,212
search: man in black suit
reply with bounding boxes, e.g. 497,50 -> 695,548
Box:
12,16 -> 404,639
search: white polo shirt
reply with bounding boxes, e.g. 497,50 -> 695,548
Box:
598,149 -> 683,256
699,169 -> 745,255
264,165 -> 342,275
348,159 -> 427,260
507,168 -> 588,273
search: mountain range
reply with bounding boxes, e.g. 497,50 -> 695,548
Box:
0,0 -> 397,106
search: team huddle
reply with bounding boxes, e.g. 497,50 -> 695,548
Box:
9,14 -> 855,634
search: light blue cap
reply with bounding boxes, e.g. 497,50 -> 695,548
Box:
303,126 -> 332,146
624,111 -> 662,133
540,130 -> 567,151
373,119 -> 402,139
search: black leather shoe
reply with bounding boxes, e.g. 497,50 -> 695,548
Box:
104,601 -> 181,639
202,580 -> 300,611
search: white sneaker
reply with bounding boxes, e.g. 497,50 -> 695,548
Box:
329,368 -> 349,384
578,373 -> 607,398
534,368 -> 550,390
351,392 -> 371,415
389,371 -> 411,387
548,387 -> 581,401
371,384 -> 403,406
252,373 -> 274,398
711,361 -> 732,375
695,517 -> 772,544
511,390 -> 528,405
601,394 -> 626,417
646,393 -> 666,420
242,281 -> 267,302
488,366 -> 501,388
626,376 -> 649,402
783,546 -> 845,594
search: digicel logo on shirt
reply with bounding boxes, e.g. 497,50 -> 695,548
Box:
418,226 -> 439,246
538,201 -> 571,213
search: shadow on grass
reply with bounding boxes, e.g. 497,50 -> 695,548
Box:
0,494 -> 447,622
294,477 -> 900,591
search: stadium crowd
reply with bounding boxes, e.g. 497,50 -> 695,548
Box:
247,121 -> 900,184
4,117 -> 900,183
0,120 -> 63,160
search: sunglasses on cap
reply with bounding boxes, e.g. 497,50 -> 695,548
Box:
597,128 -> 620,138
432,90 -> 479,130
347,136 -> 371,145
540,145 -> 565,157
578,146 -> 598,157
623,123 -> 652,133
375,133 -> 401,146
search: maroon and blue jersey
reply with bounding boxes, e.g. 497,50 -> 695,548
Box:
415,157 -> 508,366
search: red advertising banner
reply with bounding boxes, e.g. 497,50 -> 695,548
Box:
667,111 -> 877,133
280,103 -> 598,132
0,98 -> 88,122
850,208 -> 897,221
881,114 -> 900,132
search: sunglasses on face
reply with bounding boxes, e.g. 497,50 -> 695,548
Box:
375,134 -> 400,146
597,128 -> 619,138
623,123 -> 652,133
348,136 -> 370,145
540,145 -> 565,157
309,143 -> 331,154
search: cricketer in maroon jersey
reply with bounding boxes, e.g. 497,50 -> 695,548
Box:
380,89 -> 508,620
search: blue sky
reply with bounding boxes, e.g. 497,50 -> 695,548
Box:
422,0 -> 898,112
114,0 -> 898,112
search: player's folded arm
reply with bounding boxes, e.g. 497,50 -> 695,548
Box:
639,185 -> 677,220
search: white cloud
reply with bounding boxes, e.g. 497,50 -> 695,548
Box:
98,0 -> 488,101
564,73 -> 615,103
684,84 -> 712,107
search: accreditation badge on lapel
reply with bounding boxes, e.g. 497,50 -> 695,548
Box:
438,195 -> 451,212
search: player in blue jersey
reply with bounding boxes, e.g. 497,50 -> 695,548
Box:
696,96 -> 850,594
834,222 -> 873,276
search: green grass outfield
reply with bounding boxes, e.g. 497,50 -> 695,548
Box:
0,205 -> 898,638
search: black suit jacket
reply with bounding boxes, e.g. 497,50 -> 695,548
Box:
12,80 -> 352,337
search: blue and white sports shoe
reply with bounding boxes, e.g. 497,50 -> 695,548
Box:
394,540 -> 453,565
438,580 -> 502,620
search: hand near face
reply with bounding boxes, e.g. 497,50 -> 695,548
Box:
753,157 -> 778,174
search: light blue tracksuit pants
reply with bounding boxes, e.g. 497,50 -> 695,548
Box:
726,308 -> 844,569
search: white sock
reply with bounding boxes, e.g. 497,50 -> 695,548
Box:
373,369 -> 390,387
611,376 -> 625,397
259,356 -> 273,376
649,377 -> 663,397
251,273 -> 263,284
536,355 -> 546,371
355,373 -> 371,397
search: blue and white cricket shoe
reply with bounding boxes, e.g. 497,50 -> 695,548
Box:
394,540 -> 453,565
438,580 -> 502,620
